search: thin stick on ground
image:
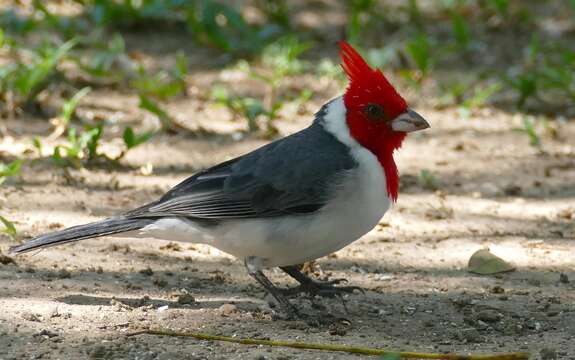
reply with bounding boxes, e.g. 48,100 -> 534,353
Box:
128,328 -> 530,359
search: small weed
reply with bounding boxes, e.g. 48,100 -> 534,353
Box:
346,0 -> 376,45
505,35 -> 575,110
419,169 -> 438,191
404,33 -> 433,80
261,36 -> 311,79
32,137 -> 44,157
256,0 -> 290,29
513,116 -> 541,148
132,52 -> 188,100
76,34 -> 131,80
0,215 -> 17,241
116,127 -> 155,160
450,10 -> 471,51
453,81 -> 503,118
0,8 -> 38,34
133,66 -> 186,100
186,1 -> 274,55
123,127 -> 154,151
211,86 -> 279,134
2,38 -> 77,108
462,82 -> 503,109
482,0 -> 510,18
406,0 -> 423,29
50,87 -> 91,138
50,122 -> 154,166
138,94 -> 181,132
506,71 -> 538,109
437,80 -> 468,109
0,160 -> 23,185
210,36 -> 310,135
52,124 -> 103,168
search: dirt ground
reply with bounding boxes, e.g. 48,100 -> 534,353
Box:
1,14 -> 575,356
1,96 -> 575,359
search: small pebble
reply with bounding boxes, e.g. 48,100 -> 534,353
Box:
476,309 -> 503,323
218,303 -> 238,316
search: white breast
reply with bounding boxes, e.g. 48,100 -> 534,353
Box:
135,97 -> 391,268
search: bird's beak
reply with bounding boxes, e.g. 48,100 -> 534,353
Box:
391,109 -> 430,133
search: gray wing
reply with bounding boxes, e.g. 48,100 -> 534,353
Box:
127,121 -> 356,220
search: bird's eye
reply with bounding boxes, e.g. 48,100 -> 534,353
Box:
363,103 -> 385,121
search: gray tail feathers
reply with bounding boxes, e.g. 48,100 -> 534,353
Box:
8,217 -> 154,255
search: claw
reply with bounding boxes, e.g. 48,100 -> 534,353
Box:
278,266 -> 365,314
327,278 -> 349,285
280,280 -> 363,299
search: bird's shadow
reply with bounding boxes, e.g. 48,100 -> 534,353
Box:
56,293 -> 263,312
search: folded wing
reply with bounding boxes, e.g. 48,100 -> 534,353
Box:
127,121 -> 356,221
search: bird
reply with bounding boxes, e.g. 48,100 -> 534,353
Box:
9,41 -> 429,318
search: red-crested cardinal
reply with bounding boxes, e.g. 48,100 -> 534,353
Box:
10,42 -> 429,317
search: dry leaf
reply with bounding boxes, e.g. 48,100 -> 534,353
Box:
468,249 -> 514,275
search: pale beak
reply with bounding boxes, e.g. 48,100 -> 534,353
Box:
391,109 -> 430,133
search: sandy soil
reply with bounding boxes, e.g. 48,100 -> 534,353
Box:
1,4 -> 575,354
1,97 -> 575,360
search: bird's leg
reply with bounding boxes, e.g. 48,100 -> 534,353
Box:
279,265 -> 364,298
244,257 -> 298,319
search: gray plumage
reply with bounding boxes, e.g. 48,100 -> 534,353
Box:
9,218 -> 154,254
9,108 -> 357,254
129,118 -> 356,220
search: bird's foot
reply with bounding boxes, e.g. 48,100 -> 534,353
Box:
280,278 -> 364,299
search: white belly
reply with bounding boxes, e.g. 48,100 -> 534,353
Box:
134,145 -> 391,268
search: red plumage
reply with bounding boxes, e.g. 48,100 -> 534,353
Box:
338,41 -> 409,201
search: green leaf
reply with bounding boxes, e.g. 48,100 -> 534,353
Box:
123,127 -> 154,149
0,159 -> 23,185
174,50 -> 188,80
32,137 -> 43,155
513,116 -> 541,148
468,249 -> 514,275
211,85 -> 229,103
419,169 -> 438,190
487,0 -> 509,17
199,2 -> 232,51
450,11 -> 470,49
405,34 -> 431,75
462,82 -> 503,109
132,69 -> 184,100
262,36 -> 312,77
138,94 -> 175,130
139,94 -> 169,120
0,215 -> 17,240
16,38 -> 78,99
508,73 -> 537,108
123,127 -> 136,149
346,0 -> 375,43
79,124 -> 103,161
0,159 -> 23,178
62,87 -> 91,125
